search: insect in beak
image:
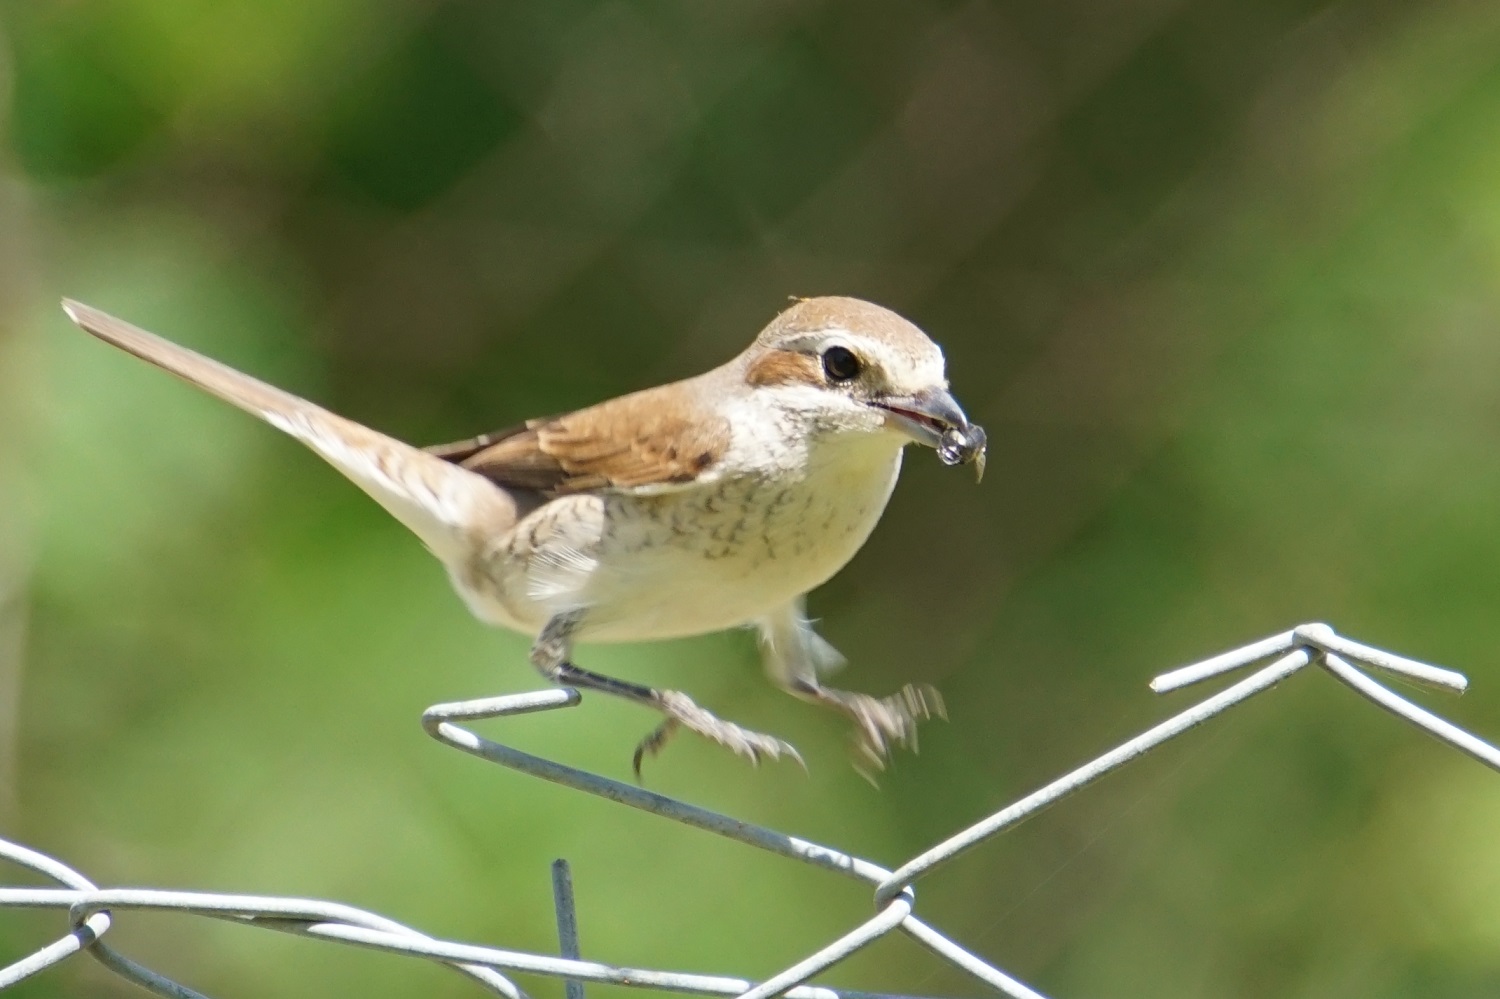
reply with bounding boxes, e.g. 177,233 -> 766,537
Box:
873,388 -> 987,482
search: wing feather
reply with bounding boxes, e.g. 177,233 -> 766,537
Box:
426,383 -> 730,496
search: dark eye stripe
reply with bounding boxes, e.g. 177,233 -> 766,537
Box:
745,348 -> 823,387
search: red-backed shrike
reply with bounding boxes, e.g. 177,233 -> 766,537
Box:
63,297 -> 986,774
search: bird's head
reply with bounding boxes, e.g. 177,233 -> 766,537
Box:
742,296 -> 987,479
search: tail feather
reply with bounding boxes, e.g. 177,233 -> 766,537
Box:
61,299 -> 519,563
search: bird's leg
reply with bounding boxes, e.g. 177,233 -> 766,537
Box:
530,613 -> 801,777
759,600 -> 944,772
789,680 -> 945,771
531,612 -> 660,701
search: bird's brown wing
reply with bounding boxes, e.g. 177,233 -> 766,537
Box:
425,383 -> 730,496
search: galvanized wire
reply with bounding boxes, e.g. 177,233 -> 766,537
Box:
2,624 -> 1496,999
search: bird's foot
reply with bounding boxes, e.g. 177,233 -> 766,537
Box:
827,684 -> 946,772
632,689 -> 803,778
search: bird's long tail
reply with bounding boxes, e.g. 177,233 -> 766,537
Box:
62,299 -> 520,563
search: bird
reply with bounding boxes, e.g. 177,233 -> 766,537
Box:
61,296 -> 987,775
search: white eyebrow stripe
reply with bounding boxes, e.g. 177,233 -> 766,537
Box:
773,328 -> 852,353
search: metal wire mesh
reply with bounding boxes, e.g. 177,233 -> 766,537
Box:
3,623 -> 1497,999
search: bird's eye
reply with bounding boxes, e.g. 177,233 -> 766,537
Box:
821,346 -> 862,382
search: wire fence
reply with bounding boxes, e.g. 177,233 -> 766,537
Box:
2,622 -> 1497,999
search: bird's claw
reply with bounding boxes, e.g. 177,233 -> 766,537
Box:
840,683 -> 946,772
632,689 -> 803,779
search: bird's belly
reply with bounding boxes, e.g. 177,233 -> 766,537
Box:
453,440 -> 906,642
580,446 -> 904,641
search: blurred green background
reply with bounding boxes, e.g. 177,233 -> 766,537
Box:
3,1 -> 1500,996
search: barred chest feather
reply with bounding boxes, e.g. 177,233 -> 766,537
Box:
582,433 -> 905,640
455,432 -> 907,643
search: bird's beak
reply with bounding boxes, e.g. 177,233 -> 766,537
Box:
874,387 -> 969,448
872,387 -> 988,482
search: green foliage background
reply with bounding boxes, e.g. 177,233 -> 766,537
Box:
2,2 -> 1500,996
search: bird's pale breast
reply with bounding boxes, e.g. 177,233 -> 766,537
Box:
457,434 -> 906,642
